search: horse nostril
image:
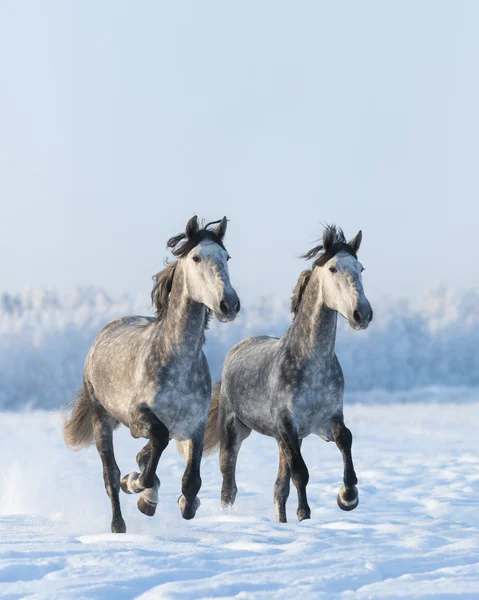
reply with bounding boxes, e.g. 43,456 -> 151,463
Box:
220,300 -> 230,315
353,310 -> 362,324
235,300 -> 241,314
368,309 -> 374,323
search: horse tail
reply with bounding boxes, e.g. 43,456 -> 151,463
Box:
203,381 -> 222,456
176,381 -> 222,460
63,386 -> 94,450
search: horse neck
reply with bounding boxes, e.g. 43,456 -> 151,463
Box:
157,263 -> 206,357
286,269 -> 338,361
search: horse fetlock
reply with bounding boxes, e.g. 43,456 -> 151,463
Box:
346,471 -> 358,488
111,517 -> 126,533
297,504 -> 311,522
182,471 -> 202,499
337,485 -> 359,511
140,472 -> 156,490
120,471 -> 144,495
221,482 -> 237,507
178,494 -> 200,520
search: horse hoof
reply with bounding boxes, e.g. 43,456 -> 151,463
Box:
178,495 -> 201,520
297,507 -> 311,522
120,475 -> 132,494
221,490 -> 237,508
121,472 -> 143,495
337,485 -> 359,511
111,519 -> 126,533
137,495 -> 157,517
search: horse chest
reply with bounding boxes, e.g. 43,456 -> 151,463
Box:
292,375 -> 343,438
150,366 -> 210,438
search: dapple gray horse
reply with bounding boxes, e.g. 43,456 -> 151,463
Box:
64,216 -> 240,533
204,225 -> 372,523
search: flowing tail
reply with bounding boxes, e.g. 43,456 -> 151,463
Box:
63,387 -> 94,450
203,381 -> 222,456
176,381 -> 222,460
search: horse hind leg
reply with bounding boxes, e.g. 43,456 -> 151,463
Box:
333,419 -> 359,511
277,415 -> 311,522
91,402 -> 126,533
220,413 -> 251,508
274,442 -> 291,523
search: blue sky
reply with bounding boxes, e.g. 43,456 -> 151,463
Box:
1,1 -> 478,306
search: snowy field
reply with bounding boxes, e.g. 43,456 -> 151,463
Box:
0,402 -> 478,599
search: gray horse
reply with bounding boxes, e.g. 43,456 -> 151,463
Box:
63,216 -> 240,533
203,225 -> 372,523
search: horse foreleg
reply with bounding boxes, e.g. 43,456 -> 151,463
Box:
135,441 -> 161,517
333,420 -> 359,511
278,416 -> 310,522
92,406 -> 126,533
121,405 -> 169,517
178,432 -> 203,520
274,441 -> 291,523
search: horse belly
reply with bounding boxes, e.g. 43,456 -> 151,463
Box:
100,392 -> 132,427
235,402 -> 276,437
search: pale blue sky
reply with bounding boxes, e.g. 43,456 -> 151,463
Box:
1,1 -> 478,305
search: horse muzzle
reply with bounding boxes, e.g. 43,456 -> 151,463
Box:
349,302 -> 373,330
216,292 -> 241,322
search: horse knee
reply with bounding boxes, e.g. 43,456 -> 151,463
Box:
333,421 -> 353,450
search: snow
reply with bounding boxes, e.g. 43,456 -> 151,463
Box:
0,401 -> 478,598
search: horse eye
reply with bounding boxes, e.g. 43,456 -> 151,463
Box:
329,267 -> 337,274
192,255 -> 201,263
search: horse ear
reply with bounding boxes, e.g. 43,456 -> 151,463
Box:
185,216 -> 199,239
348,230 -> 362,253
213,216 -> 228,240
323,226 -> 336,252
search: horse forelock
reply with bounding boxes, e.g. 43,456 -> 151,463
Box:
168,228 -> 227,258
312,242 -> 357,267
